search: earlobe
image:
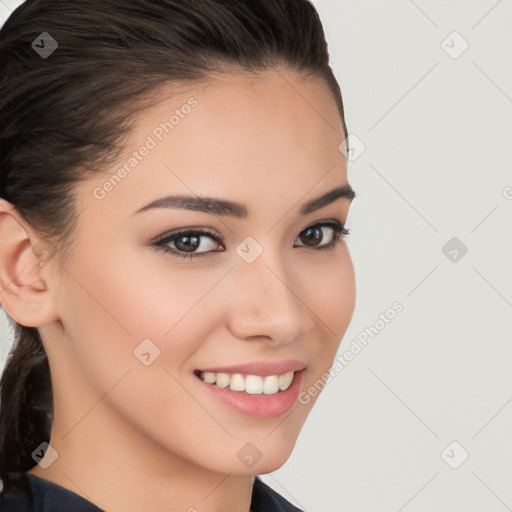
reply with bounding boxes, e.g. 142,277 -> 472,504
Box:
0,200 -> 60,327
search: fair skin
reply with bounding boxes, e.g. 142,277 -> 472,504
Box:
0,69 -> 355,512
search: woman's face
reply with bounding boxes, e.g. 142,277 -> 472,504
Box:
41,70 -> 356,476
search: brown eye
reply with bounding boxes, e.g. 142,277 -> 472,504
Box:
294,222 -> 349,250
298,226 -> 325,246
153,227 -> 225,259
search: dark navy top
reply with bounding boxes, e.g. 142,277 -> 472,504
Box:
0,471 -> 304,511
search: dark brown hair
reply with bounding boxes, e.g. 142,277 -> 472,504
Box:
0,0 -> 349,476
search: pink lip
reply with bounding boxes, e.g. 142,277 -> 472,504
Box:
194,369 -> 305,418
197,359 -> 307,376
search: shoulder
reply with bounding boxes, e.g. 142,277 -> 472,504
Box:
0,471 -> 104,512
251,476 -> 305,512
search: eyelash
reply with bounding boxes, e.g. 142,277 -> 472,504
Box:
152,221 -> 350,260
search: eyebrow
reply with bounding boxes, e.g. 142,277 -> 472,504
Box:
133,184 -> 356,218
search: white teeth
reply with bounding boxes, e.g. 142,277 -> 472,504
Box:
229,373 -> 245,392
246,375 -> 263,395
279,371 -> 294,391
198,370 -> 296,395
203,371 -> 216,384
262,375 -> 279,394
215,372 -> 230,389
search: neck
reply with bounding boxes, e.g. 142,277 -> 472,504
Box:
28,395 -> 255,512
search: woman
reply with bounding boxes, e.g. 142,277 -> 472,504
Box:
0,0 -> 356,510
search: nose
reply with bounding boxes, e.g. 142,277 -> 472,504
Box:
224,249 -> 315,346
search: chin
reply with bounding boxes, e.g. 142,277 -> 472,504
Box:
227,457 -> 292,477
215,436 -> 298,476
252,457 -> 291,475
251,443 -> 297,475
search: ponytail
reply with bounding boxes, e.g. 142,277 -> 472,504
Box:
0,321 -> 53,477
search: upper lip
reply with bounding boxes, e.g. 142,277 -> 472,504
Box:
197,359 -> 307,377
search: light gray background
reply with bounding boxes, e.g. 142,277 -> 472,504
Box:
1,0 -> 511,510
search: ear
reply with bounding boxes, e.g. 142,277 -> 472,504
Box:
0,199 -> 60,327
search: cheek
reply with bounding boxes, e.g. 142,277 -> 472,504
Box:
65,246 -> 227,339
56,246 -> 256,441
303,249 -> 355,368
309,248 -> 356,333
55,251 -> 221,393
55,253 -> 227,444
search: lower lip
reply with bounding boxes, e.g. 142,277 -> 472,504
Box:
194,370 -> 305,418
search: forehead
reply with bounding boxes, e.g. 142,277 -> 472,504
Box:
78,69 -> 348,221
134,68 -> 344,149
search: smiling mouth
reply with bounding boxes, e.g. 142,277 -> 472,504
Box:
193,369 -> 300,395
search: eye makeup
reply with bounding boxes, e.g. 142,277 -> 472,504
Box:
151,220 -> 350,260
